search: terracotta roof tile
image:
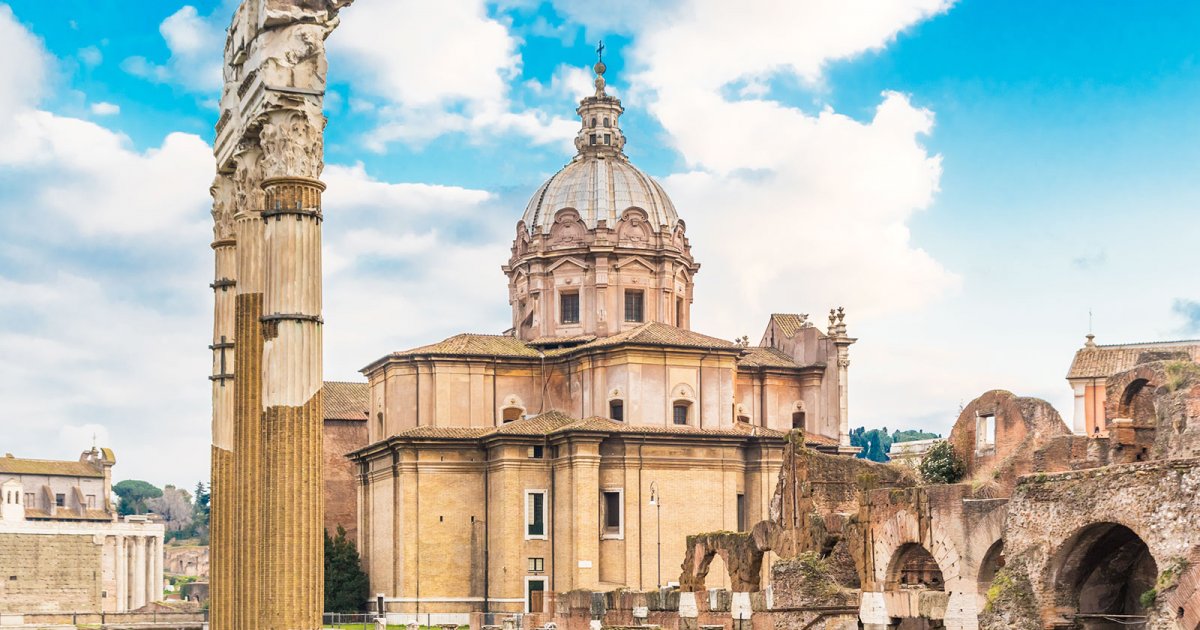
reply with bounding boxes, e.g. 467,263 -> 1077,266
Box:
394,333 -> 543,359
737,347 -> 803,368
323,381 -> 369,421
24,508 -> 113,521
391,425 -> 494,439
575,321 -> 738,351
770,313 -> 813,338
0,457 -> 103,478
1067,341 -> 1200,379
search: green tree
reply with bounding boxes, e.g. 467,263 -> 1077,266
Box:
113,479 -> 163,516
850,427 -> 893,462
325,526 -> 369,613
892,429 -> 941,443
192,482 -> 211,544
919,441 -> 966,485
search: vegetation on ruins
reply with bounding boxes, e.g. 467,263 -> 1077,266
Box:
1165,360 -> 1200,392
325,525 -> 370,613
980,564 -> 1039,630
919,440 -> 966,485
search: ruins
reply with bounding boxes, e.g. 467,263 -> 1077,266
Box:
208,1 -> 350,629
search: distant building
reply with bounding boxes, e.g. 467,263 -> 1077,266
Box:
0,447 -> 164,614
1067,335 -> 1200,435
322,380 -> 369,544
889,438 -> 941,469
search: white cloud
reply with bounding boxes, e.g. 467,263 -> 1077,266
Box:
90,101 -> 119,115
331,0 -> 577,150
78,45 -> 102,67
122,5 -> 223,93
0,4 -> 50,117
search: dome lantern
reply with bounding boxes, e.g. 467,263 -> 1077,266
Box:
574,41 -> 626,157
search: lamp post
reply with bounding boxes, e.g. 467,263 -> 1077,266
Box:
648,481 -> 662,589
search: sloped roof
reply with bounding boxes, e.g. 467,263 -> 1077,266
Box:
769,313 -> 812,338
575,321 -> 738,351
1067,340 -> 1200,379
0,456 -> 103,478
24,508 -> 112,521
323,381 -> 369,421
394,333 -> 544,359
737,347 -> 805,369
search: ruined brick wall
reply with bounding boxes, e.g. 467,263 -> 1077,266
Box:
0,533 -> 101,613
993,458 -> 1200,630
323,419 -> 367,545
947,390 -> 1071,496
1104,361 -> 1200,461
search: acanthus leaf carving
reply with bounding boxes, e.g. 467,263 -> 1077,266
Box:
259,111 -> 324,180
210,175 -> 236,241
232,148 -> 265,216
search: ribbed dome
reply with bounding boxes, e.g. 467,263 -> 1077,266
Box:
522,155 -> 679,235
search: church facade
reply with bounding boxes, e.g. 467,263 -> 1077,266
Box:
350,58 -> 857,617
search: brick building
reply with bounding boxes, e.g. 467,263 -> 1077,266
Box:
0,447 -> 164,615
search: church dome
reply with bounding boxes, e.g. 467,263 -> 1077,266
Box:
521,156 -> 679,235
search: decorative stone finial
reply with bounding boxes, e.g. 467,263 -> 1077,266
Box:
574,41 -> 626,156
1085,333 -> 1097,348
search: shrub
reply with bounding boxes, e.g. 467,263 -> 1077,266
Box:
919,441 -> 965,485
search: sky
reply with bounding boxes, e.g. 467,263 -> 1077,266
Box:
1,0 -> 1198,488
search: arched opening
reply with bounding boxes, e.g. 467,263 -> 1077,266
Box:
672,401 -> 692,425
375,412 -> 384,438
609,399 -> 624,422
1052,522 -> 1157,629
1117,379 -> 1155,422
792,411 -> 806,430
886,543 -> 945,591
502,407 -> 523,423
977,540 -> 1005,610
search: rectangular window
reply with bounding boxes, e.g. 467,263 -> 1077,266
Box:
676,297 -> 684,326
528,445 -> 544,459
624,290 -> 644,323
736,493 -> 746,532
86,495 -> 96,509
604,133 -> 611,145
55,493 -> 65,507
589,133 -> 597,145
609,400 -> 624,422
560,292 -> 580,324
673,403 -> 690,425
602,490 -> 623,538
528,557 -> 544,573
526,490 -> 547,539
976,414 -> 996,452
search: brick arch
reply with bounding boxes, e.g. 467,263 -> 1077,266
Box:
870,510 -> 965,590
1040,519 -> 1161,614
1105,363 -> 1167,422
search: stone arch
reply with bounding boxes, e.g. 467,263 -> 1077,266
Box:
671,383 -> 696,426
976,539 -> 1005,611
1046,521 -> 1158,624
1118,378 -> 1154,420
866,510 -> 976,630
500,394 -> 526,423
886,542 -> 945,591
679,532 -> 765,592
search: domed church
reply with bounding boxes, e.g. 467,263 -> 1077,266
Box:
349,57 -> 857,619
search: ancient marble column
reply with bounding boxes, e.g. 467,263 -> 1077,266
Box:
232,146 -> 265,630
115,535 -> 127,611
209,173 -> 237,629
133,536 -> 147,609
258,108 -> 326,629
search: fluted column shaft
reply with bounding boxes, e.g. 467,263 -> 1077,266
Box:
260,175 -> 326,629
209,174 -> 237,628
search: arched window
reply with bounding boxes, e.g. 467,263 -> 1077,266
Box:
502,407 -> 523,423
792,411 -> 806,430
590,117 -> 597,128
603,117 -> 610,127
376,412 -> 384,437
609,400 -> 624,422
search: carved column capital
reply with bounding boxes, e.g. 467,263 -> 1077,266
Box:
210,174 -> 236,244
258,109 -> 325,180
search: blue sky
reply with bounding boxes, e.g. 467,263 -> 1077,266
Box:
2,0 -> 1197,487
